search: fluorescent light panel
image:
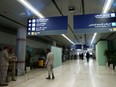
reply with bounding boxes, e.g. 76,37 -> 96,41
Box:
61,34 -> 75,45
91,0 -> 114,45
90,33 -> 97,45
102,0 -> 114,13
17,0 -> 44,18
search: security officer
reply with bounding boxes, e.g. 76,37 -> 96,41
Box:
45,49 -> 55,79
6,48 -> 16,82
0,46 -> 10,86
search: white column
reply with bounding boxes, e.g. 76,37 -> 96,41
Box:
16,28 -> 26,75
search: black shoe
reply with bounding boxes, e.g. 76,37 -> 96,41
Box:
0,83 -> 8,86
52,76 -> 55,79
46,77 -> 51,79
12,79 -> 16,81
46,75 -> 51,79
52,74 -> 55,79
6,80 -> 9,83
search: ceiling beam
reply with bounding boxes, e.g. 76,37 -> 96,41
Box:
52,0 -> 63,16
81,0 -> 85,14
0,14 -> 26,27
45,36 -> 69,46
105,32 -> 115,40
52,0 -> 80,43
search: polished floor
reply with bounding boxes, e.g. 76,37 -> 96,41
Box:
3,59 -> 116,87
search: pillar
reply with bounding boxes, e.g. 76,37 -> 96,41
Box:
16,28 -> 26,75
96,40 -> 108,66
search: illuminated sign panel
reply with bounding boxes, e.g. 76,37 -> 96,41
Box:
83,45 -> 89,50
74,13 -> 116,33
75,45 -> 82,49
27,16 -> 68,35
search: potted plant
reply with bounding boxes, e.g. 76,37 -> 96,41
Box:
111,52 -> 116,70
104,49 -> 113,67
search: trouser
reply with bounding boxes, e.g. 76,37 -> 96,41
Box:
87,58 -> 89,62
0,65 -> 8,84
47,65 -> 54,76
6,63 -> 16,81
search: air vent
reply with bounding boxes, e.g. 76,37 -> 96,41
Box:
68,6 -> 75,12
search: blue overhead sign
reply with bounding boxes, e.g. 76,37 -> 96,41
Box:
27,16 -> 68,35
83,45 -> 89,50
74,13 -> 116,33
75,45 -> 82,49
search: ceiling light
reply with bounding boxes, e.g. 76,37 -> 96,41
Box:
90,33 -> 97,45
17,0 -> 44,18
61,34 -> 75,45
68,6 -> 75,12
102,0 -> 114,13
90,0 -> 114,45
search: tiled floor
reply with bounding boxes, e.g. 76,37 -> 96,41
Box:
3,59 -> 116,87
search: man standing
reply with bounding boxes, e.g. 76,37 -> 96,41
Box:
6,48 -> 16,82
86,52 -> 90,62
0,46 -> 10,86
45,49 -> 55,80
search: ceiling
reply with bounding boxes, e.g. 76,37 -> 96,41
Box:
0,0 -> 116,47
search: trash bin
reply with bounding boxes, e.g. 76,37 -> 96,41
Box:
38,59 -> 44,67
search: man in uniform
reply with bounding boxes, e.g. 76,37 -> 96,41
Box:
6,48 -> 16,82
45,49 -> 55,79
0,46 -> 10,86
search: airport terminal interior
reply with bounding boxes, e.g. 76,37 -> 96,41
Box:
0,0 -> 116,87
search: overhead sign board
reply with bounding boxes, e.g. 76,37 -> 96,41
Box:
83,44 -> 89,50
27,16 -> 68,35
74,13 -> 116,33
75,45 -> 82,49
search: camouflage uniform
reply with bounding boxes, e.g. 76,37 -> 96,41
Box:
6,53 -> 16,81
0,49 -> 10,84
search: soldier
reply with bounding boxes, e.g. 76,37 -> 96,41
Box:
45,49 -> 55,80
6,48 -> 16,82
0,46 -> 10,86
